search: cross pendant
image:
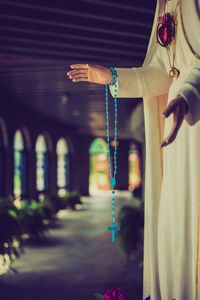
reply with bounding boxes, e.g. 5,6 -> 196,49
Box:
106,222 -> 120,243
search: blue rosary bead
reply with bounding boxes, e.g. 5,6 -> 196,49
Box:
110,177 -> 116,187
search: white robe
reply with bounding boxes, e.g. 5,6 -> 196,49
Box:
109,1 -> 200,299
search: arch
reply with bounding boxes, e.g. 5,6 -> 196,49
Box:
21,126 -> 31,150
89,138 -> 110,195
56,138 -> 69,155
89,137 -> 108,155
12,126 -> 31,151
14,130 -> 24,150
43,131 -> 53,153
65,136 -> 74,156
35,134 -> 48,193
0,119 -> 8,197
13,130 -> 26,202
56,138 -> 70,194
35,134 -> 47,152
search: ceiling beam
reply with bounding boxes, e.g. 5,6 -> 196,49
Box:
0,45 -> 143,62
78,0 -> 154,14
0,14 -> 149,40
0,1 -> 151,29
0,55 -> 121,67
0,36 -> 145,58
0,26 -> 148,49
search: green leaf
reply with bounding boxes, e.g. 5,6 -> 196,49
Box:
93,293 -> 103,300
8,209 -> 17,218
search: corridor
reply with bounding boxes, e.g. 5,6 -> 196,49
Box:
0,192 -> 143,300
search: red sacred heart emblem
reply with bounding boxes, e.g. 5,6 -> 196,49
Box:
156,13 -> 176,47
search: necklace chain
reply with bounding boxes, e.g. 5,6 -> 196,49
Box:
159,0 -> 180,78
105,71 -> 118,181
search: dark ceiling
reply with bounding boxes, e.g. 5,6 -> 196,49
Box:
0,0 -> 156,139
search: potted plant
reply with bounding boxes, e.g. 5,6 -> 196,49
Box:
116,202 -> 144,261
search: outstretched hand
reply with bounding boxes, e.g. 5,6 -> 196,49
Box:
66,63 -> 112,85
161,95 -> 189,147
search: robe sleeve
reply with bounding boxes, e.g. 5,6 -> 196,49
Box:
178,60 -> 200,126
109,65 -> 172,99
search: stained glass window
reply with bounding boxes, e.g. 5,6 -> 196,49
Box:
13,130 -> 25,200
128,144 -> 142,192
35,135 -> 47,192
89,138 -> 110,194
0,119 -> 7,197
56,138 -> 69,193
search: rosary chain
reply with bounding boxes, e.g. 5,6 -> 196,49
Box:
105,67 -> 118,226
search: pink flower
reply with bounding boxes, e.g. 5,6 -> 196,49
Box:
102,287 -> 127,300
102,295 -> 112,300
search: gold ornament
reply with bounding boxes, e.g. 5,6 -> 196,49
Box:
169,67 -> 180,78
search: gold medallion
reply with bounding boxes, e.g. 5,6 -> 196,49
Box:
169,67 -> 180,78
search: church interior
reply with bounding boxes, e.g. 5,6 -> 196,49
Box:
0,0 -> 156,299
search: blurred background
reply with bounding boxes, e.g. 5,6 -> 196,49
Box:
0,0 -> 156,299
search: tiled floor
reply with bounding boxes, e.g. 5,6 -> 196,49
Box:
0,192 -> 143,300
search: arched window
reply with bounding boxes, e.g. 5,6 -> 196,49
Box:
128,143 -> 142,192
89,138 -> 110,195
0,119 -> 8,197
13,130 -> 25,201
56,138 -> 69,195
35,135 -> 48,193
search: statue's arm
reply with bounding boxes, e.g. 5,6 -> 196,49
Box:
109,65 -> 172,99
178,60 -> 200,126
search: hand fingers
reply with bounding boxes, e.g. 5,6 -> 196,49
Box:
72,77 -> 88,82
163,100 -> 177,117
70,64 -> 89,69
67,70 -> 87,76
71,73 -> 88,80
162,124 -> 178,146
161,96 -> 188,147
66,71 -> 87,80
161,115 -> 184,147
161,131 -> 177,147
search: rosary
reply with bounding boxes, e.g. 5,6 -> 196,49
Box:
105,67 -> 120,243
